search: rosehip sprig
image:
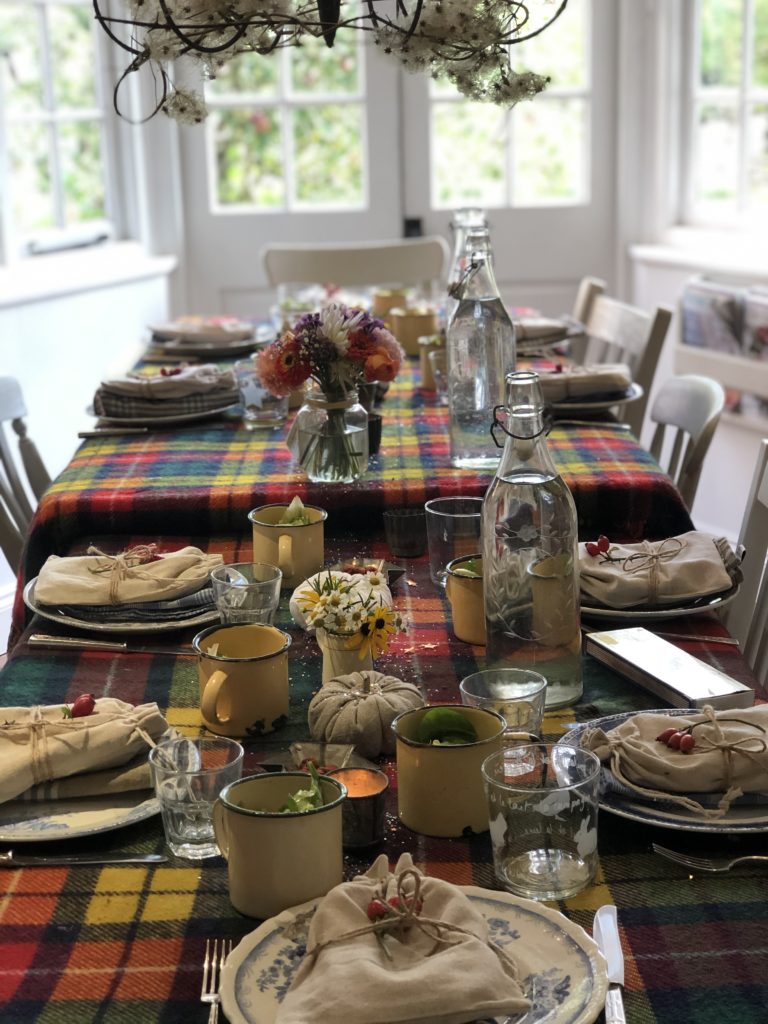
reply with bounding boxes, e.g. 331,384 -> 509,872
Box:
62,693 -> 96,719
656,726 -> 696,753
366,892 -> 424,961
585,534 -> 621,562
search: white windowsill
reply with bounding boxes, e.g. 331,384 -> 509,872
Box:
0,242 -> 177,309
630,227 -> 768,281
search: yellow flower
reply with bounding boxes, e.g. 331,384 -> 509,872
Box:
346,605 -> 400,660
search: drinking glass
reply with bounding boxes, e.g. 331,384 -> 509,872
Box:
234,359 -> 289,430
424,496 -> 483,585
460,668 -> 546,740
210,561 -> 282,624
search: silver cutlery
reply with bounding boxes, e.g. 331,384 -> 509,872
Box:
201,938 -> 232,1024
593,904 -> 626,1024
653,631 -> 741,646
552,420 -> 633,430
78,428 -> 150,438
0,850 -> 167,867
652,844 -> 768,873
29,634 -> 197,656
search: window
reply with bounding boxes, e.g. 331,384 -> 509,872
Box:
205,23 -> 366,213
686,0 -> 768,221
429,0 -> 591,210
0,0 -> 115,258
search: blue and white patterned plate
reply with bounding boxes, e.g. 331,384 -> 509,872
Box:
220,887 -> 607,1024
0,792 -> 160,842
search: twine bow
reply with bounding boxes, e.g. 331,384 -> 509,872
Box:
87,544 -> 162,604
2,707 -> 53,787
621,537 -> 685,604
306,868 -> 520,976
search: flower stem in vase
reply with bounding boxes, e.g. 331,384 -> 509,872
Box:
296,390 -> 368,484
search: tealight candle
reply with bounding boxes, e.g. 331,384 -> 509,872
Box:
328,768 -> 389,849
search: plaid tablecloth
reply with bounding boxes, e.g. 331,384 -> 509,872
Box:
0,534 -> 764,1024
14,362 -> 692,639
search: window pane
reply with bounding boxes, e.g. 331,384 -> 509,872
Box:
699,0 -> 742,87
212,107 -> 285,207
513,98 -> 587,205
49,4 -> 98,108
292,103 -> 363,205
754,0 -> 768,87
515,0 -> 588,88
747,103 -> 768,205
695,103 -> 739,205
0,4 -> 43,110
8,121 -> 54,231
290,25 -> 360,95
431,101 -> 506,208
208,52 -> 279,96
59,120 -> 106,221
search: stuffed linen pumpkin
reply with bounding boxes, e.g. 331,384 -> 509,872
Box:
308,670 -> 424,758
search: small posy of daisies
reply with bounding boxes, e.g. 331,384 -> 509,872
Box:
292,570 -> 406,660
256,303 -> 404,402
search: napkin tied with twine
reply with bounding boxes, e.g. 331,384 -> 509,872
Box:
275,853 -> 530,1024
0,698 -> 169,805
93,364 -> 238,418
537,362 -> 632,402
581,704 -> 768,818
579,531 -> 740,609
34,546 -> 223,606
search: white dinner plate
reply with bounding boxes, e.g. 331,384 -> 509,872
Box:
581,581 -> 740,621
23,578 -> 220,635
220,887 -> 607,1024
88,403 -> 239,427
0,791 -> 159,842
560,709 -> 768,834
549,382 -> 644,414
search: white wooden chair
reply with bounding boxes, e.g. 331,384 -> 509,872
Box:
0,377 -> 51,571
647,374 -> 725,510
721,439 -> 768,686
260,236 -> 450,291
569,276 -> 673,436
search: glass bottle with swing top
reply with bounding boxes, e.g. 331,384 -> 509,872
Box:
482,370 -> 583,709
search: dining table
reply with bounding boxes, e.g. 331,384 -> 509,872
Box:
3,349 -> 766,1024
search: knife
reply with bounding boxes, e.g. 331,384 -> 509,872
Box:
593,904 -> 627,1024
28,634 -> 197,656
0,850 -> 167,867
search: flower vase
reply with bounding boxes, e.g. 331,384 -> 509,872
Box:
291,388 -> 368,483
318,630 -> 373,685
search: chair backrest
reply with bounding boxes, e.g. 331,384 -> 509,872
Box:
0,377 -> 52,571
648,374 -> 725,510
260,236 -> 450,290
721,439 -> 768,686
572,282 -> 673,436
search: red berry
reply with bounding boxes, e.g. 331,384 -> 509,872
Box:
656,728 -> 677,744
367,899 -> 390,921
63,693 -> 96,719
666,731 -> 684,750
586,542 -> 600,557
679,733 -> 696,754
597,535 -> 611,553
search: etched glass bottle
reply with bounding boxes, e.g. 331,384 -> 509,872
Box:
446,207 -> 488,322
446,227 -> 516,470
482,371 -> 582,709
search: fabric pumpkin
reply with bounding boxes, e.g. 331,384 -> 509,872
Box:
308,671 -> 424,758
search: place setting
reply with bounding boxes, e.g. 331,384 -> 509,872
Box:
536,361 -> 644,416
145,315 -> 274,359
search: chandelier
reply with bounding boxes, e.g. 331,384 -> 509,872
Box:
95,0 -> 570,123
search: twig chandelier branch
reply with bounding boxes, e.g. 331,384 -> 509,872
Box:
93,0 -> 570,123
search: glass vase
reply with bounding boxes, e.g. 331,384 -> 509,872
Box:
291,388 -> 368,483
317,629 -> 373,685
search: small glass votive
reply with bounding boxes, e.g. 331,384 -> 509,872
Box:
234,359 -> 289,430
459,668 -> 547,742
428,349 -> 448,405
327,767 -> 389,848
383,508 -> 427,558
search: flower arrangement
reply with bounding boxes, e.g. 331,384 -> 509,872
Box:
292,570 -> 406,660
256,303 -> 404,403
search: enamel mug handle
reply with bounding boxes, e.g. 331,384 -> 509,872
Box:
278,533 -> 294,580
201,668 -> 229,725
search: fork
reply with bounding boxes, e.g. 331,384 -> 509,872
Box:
653,843 -> 768,873
201,938 -> 232,1023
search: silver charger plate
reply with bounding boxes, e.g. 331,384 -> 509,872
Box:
220,887 -> 607,1024
560,709 -> 768,833
0,791 -> 159,842
548,382 -> 643,414
87,403 -> 239,427
23,577 -> 220,635
581,581 -> 740,621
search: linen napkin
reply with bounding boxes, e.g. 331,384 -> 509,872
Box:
579,531 -> 740,609
514,316 -> 577,343
582,704 -> 768,817
0,697 -> 169,805
149,316 -> 254,344
537,363 -> 632,403
19,753 -> 155,802
93,364 -> 238,419
276,853 -> 530,1024
55,585 -> 216,624
35,546 -> 223,607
